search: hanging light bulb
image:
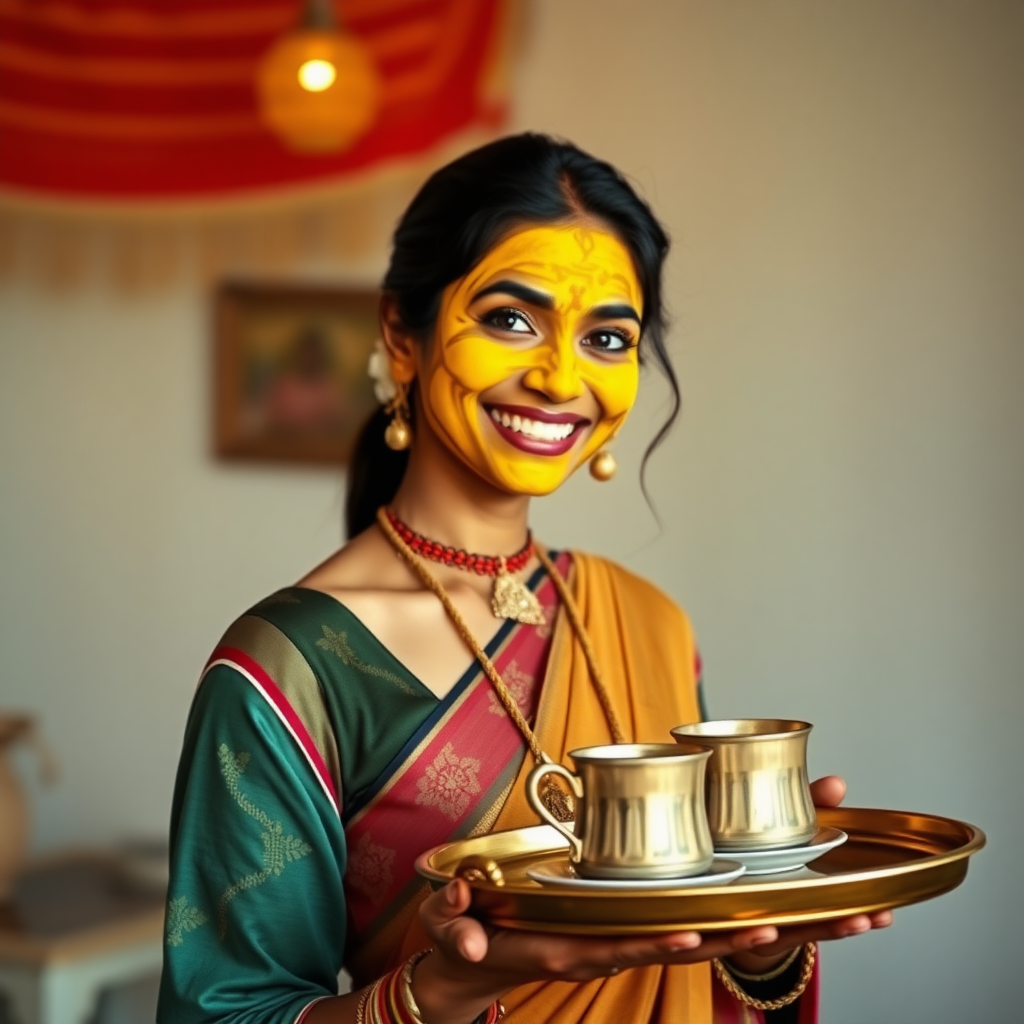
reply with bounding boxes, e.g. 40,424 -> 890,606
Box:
257,0 -> 380,153
297,59 -> 337,92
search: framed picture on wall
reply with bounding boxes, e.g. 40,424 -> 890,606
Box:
214,282 -> 381,465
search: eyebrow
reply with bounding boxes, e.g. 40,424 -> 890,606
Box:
590,302 -> 642,327
471,282 -> 642,326
471,280 -> 555,310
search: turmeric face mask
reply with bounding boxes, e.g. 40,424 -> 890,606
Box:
420,224 -> 643,495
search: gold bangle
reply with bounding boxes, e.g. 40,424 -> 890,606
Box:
399,949 -> 434,1023
354,981 -> 375,1024
722,943 -> 803,982
713,942 -> 816,1011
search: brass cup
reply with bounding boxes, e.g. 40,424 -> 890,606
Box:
525,743 -> 714,880
670,719 -> 817,851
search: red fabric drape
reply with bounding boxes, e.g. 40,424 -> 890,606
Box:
0,0 -> 508,200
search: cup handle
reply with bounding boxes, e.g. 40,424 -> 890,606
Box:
525,760 -> 584,861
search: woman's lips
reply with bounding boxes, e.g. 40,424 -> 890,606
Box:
485,404 -> 589,456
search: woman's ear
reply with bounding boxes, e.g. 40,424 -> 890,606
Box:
379,295 -> 419,385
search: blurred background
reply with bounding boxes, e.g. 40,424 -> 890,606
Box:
1,1 -> 1021,1022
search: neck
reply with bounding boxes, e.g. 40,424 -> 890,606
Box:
389,423 -> 532,557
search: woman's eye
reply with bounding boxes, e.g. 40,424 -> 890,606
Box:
584,329 -> 633,352
483,307 -> 533,334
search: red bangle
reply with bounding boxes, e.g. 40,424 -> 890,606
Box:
476,1001 -> 506,1023
361,949 -> 505,1024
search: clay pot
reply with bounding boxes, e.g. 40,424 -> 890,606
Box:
0,715 -> 57,903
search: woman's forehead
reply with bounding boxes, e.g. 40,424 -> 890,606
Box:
460,223 -> 643,309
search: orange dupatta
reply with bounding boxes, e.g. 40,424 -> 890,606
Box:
401,552 -> 712,1023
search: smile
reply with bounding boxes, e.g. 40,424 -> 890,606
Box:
485,404 -> 589,456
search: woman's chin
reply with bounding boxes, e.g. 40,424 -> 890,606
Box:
488,460 -> 579,498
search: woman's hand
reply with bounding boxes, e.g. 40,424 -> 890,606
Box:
415,881 -> 783,1024
725,775 -> 893,972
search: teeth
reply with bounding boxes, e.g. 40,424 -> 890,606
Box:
489,408 -> 576,442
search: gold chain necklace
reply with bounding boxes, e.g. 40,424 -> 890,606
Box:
376,507 -> 626,820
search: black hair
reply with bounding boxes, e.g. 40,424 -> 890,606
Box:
344,132 -> 678,538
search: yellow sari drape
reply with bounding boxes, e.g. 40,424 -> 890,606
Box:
402,552 -> 711,1023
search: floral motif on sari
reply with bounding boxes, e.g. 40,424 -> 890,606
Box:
415,742 -> 484,820
165,896 -> 207,947
215,744 -> 313,938
486,659 -> 534,716
315,624 -> 419,696
347,833 -> 397,907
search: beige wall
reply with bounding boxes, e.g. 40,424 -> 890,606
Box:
2,2 -> 1021,1021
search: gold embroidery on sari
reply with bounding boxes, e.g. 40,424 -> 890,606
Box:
165,895 -> 208,947
486,659 -> 533,716
216,744 -> 313,939
315,624 -> 418,695
414,741 -> 482,820
347,832 -> 397,906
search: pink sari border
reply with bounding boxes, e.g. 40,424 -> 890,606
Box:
342,560 -> 566,937
204,645 -> 340,819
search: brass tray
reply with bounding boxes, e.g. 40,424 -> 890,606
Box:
415,807 -> 985,934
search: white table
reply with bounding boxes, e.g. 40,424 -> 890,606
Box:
0,852 -> 164,1024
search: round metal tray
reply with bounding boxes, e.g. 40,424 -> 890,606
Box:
415,806 -> 985,934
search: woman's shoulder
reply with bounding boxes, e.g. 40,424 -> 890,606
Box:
213,585 -> 340,650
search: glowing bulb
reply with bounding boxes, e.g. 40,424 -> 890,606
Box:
297,59 -> 336,92
258,31 -> 380,152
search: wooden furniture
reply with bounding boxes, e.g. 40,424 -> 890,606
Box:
0,851 -> 164,1024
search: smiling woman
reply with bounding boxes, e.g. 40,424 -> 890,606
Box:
404,222 -> 642,494
158,134 -> 889,1024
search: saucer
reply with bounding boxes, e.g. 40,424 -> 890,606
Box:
715,827 -> 848,875
527,858 -> 746,890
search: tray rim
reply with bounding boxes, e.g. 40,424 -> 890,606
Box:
414,805 -> 986,932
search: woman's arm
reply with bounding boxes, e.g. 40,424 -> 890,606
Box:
158,667 -> 347,1024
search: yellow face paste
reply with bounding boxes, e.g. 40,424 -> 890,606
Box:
418,223 -> 643,495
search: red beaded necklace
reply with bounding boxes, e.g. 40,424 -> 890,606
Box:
383,507 -> 533,575
382,507 -> 544,624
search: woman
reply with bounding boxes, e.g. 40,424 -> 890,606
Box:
158,134 -> 890,1024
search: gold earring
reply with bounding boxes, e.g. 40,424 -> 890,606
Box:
589,447 -> 617,481
384,383 -> 412,451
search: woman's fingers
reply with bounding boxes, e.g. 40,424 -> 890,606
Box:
448,917 -> 490,962
521,926 -> 780,976
809,775 -> 846,807
420,880 -> 491,962
420,879 -> 471,924
731,910 -> 894,963
658,926 -> 780,964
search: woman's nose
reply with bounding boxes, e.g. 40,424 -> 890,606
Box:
521,340 -> 585,404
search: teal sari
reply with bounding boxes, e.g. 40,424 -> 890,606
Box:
158,558 -> 566,1024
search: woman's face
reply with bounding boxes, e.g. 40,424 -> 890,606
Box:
419,223 -> 643,495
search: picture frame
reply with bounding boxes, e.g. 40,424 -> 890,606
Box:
213,282 -> 381,466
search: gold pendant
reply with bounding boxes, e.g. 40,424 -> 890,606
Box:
491,564 -> 546,625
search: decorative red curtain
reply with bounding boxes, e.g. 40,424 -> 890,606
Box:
0,0 -> 510,200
